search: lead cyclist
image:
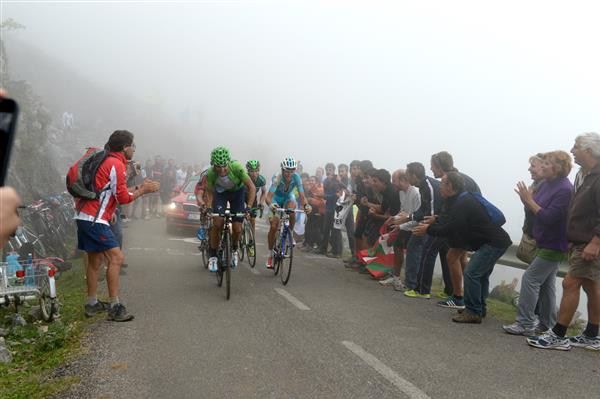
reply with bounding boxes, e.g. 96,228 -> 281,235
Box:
265,156 -> 311,269
198,147 -> 256,272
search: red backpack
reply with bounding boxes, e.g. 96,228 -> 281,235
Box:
66,148 -> 111,200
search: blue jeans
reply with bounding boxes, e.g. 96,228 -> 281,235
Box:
464,244 -> 508,316
404,234 -> 424,290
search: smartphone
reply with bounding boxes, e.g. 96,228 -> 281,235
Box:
0,98 -> 19,186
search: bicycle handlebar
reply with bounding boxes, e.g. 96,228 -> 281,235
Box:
273,207 -> 305,214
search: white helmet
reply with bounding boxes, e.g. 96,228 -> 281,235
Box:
280,156 -> 298,170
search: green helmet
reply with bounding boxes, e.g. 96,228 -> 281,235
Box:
210,146 -> 231,166
246,160 -> 260,171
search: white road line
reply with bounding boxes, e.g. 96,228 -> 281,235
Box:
341,341 -> 430,399
274,288 -> 310,310
255,242 -> 265,246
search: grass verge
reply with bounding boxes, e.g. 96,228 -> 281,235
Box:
0,257 -> 99,399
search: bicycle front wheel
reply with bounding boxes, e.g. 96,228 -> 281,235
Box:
39,277 -> 57,322
239,223 -> 246,262
201,241 -> 209,269
246,222 -> 257,268
280,230 -> 294,285
223,233 -> 231,300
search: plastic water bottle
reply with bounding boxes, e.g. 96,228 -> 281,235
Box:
25,253 -> 34,286
6,252 -> 20,276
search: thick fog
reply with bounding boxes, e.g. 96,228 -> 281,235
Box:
2,1 -> 600,239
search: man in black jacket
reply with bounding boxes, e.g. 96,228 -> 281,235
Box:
399,162 -> 452,298
414,172 -> 511,323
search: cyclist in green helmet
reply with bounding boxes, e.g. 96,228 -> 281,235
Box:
246,160 -> 267,228
198,146 -> 256,272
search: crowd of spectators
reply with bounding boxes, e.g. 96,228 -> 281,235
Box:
293,132 -> 600,351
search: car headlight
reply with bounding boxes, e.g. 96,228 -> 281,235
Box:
169,202 -> 179,210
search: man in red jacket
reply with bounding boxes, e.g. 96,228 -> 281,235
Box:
76,130 -> 159,322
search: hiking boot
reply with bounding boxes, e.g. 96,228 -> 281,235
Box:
568,335 -> 600,351
266,256 -> 273,269
393,279 -> 406,292
437,296 -> 466,310
527,330 -> 571,350
404,290 -> 431,299
502,322 -> 535,336
208,257 -> 218,272
378,276 -> 396,286
107,303 -> 135,322
84,300 -> 110,318
452,310 -> 482,324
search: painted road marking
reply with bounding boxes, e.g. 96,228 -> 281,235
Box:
274,288 -> 310,311
341,341 -> 430,399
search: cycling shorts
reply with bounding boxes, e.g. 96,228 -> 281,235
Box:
270,194 -> 297,218
212,187 -> 246,223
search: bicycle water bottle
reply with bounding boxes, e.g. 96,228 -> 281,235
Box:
6,252 -> 21,276
197,226 -> 206,241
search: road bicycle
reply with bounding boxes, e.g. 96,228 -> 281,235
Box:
271,208 -> 303,285
238,207 -> 262,268
211,208 -> 246,300
197,211 -> 212,269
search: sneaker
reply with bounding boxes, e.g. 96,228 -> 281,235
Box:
107,303 -> 135,322
393,279 -> 406,292
436,292 -> 449,300
404,290 -> 431,299
437,296 -> 466,310
452,310 -> 482,324
527,330 -> 571,350
502,322 -> 535,336
84,300 -> 110,318
266,256 -> 273,269
231,250 -> 239,269
208,257 -> 218,272
248,246 -> 255,258
378,276 -> 396,286
568,335 -> 600,351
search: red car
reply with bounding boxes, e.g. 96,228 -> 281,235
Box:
165,176 -> 201,233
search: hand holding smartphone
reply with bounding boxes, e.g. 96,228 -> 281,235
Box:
0,97 -> 19,186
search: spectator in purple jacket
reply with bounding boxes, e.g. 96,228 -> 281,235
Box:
504,151 -> 573,336
529,132 -> 600,351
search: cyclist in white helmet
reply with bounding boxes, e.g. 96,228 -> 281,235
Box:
265,156 -> 311,268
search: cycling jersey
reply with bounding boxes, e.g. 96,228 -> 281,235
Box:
206,161 -> 249,193
252,174 -> 267,190
269,173 -> 304,208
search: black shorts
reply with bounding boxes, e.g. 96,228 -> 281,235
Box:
212,187 -> 246,222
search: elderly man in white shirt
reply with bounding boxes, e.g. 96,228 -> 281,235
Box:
379,169 -> 421,291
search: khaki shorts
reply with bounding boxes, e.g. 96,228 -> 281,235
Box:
568,244 -> 600,281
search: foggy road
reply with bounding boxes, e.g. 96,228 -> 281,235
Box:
57,218 -> 600,399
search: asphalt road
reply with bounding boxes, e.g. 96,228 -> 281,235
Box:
57,218 -> 600,399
